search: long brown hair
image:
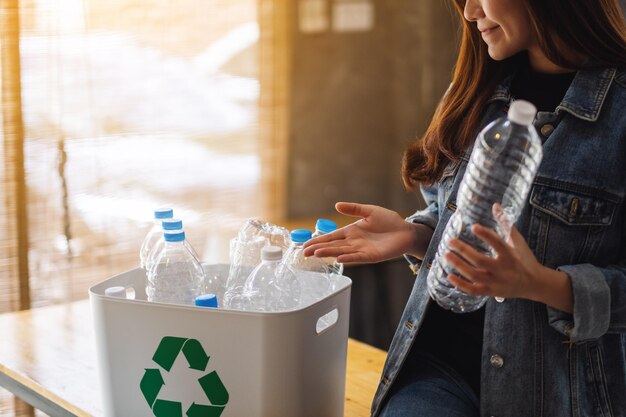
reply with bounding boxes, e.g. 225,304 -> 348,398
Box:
401,0 -> 626,190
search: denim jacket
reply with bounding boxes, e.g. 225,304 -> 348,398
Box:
371,66 -> 626,417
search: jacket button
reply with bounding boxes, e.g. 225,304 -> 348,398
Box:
495,296 -> 505,303
490,354 -> 504,368
540,124 -> 555,136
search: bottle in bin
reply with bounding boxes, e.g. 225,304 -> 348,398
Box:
144,218 -> 224,301
146,230 -> 205,305
140,207 -> 173,269
313,218 -> 344,292
241,246 -> 285,312
281,229 -> 331,307
427,100 -> 543,313
223,219 -> 291,308
144,218 -> 184,273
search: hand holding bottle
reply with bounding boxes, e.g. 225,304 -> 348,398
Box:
303,202 -> 433,264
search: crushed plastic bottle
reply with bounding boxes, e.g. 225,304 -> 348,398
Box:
281,229 -> 330,307
312,218 -> 344,293
223,219 -> 291,308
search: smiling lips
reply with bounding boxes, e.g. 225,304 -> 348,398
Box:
479,25 -> 500,36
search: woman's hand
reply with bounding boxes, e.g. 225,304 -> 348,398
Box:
445,219 -> 573,312
302,202 -> 433,264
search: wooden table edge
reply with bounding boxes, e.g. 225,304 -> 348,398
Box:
0,364 -> 91,417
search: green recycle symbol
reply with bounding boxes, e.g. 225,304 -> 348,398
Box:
140,336 -> 229,417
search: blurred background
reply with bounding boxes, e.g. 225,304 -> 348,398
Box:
3,0 -> 623,415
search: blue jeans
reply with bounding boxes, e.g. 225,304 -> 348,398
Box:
378,352 -> 480,417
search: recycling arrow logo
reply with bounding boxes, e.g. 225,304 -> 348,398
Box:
140,336 -> 229,417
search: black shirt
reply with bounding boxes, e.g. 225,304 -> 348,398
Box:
408,60 -> 576,397
510,59 -> 576,112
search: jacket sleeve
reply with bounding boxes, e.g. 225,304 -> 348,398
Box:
547,209 -> 626,342
406,184 -> 440,230
402,184 -> 440,273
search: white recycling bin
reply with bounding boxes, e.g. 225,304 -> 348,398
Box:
89,264 -> 352,417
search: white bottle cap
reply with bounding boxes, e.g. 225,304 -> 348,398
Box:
261,245 -> 283,261
105,286 -> 127,298
508,100 -> 537,126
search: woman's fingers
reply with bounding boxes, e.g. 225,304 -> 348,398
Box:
337,251 -> 373,264
444,251 -> 490,283
472,224 -> 510,257
448,273 -> 489,296
335,202 -> 375,219
308,244 -> 353,258
302,238 -> 336,256
302,228 -> 347,252
448,238 -> 495,270
508,225 -> 526,249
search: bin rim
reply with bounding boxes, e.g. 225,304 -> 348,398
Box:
89,265 -> 352,317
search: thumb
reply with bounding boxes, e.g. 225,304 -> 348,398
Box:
508,225 -> 525,247
335,202 -> 374,219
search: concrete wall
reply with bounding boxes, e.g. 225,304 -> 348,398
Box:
286,0 -> 457,218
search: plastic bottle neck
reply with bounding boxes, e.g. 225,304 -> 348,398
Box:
261,258 -> 280,266
164,240 -> 186,250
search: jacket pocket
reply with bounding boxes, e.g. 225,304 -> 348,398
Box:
527,181 -> 619,266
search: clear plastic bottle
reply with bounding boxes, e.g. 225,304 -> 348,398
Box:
282,229 -> 330,307
223,219 -> 291,308
312,218 -> 344,276
146,230 -> 205,305
140,207 -> 174,269
427,100 -> 543,313
241,246 -> 284,312
144,218 -> 184,273
273,255 -> 301,311
144,218 -> 209,279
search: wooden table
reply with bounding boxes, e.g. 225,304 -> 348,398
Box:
0,300 -> 387,416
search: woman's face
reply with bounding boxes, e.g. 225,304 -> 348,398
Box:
464,0 -> 535,60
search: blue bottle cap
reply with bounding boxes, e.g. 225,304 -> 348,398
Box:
195,294 -> 218,308
154,207 -> 174,219
291,229 -> 312,243
162,218 -> 183,230
164,230 -> 185,242
316,218 -> 337,234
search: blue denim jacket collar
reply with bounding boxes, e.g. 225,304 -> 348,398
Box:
487,65 -> 617,122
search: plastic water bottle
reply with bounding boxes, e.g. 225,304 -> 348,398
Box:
146,230 -> 205,305
427,100 -> 543,313
144,218 -> 184,273
312,218 -> 344,276
140,208 -> 174,269
273,254 -> 301,311
241,246 -> 284,312
145,218 -> 202,273
282,229 -> 330,307
223,219 -> 291,308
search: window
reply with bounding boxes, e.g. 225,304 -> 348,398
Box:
0,0 -> 292,413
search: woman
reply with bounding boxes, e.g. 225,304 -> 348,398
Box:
304,0 -> 626,416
